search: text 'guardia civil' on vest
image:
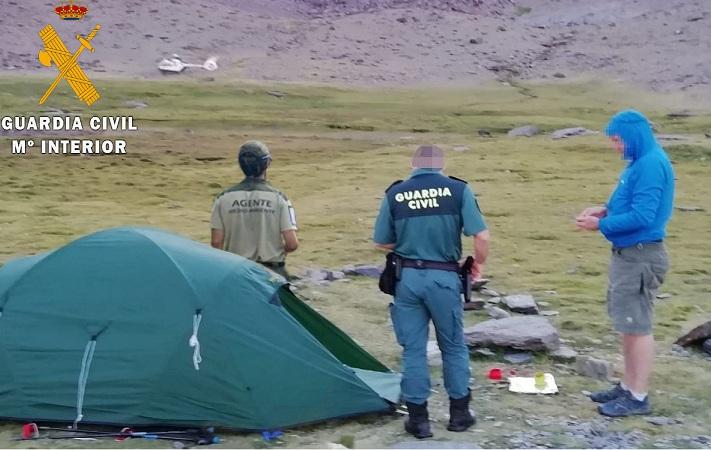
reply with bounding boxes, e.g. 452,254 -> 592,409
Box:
394,187 -> 452,210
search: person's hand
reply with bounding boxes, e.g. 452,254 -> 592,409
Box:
576,215 -> 600,231
578,206 -> 607,219
471,262 -> 485,281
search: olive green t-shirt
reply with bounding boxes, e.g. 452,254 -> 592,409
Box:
211,178 -> 297,263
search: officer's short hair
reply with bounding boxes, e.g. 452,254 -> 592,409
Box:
412,145 -> 444,169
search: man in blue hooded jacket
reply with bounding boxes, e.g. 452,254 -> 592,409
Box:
576,109 -> 674,417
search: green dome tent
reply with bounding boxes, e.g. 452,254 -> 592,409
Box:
0,227 -> 399,430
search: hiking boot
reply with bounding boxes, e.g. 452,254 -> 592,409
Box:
598,391 -> 651,417
404,401 -> 433,439
447,391 -> 476,432
589,383 -> 628,403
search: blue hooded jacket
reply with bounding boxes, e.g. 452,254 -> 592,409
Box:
599,109 -> 675,248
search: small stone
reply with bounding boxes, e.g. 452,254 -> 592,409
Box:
646,416 -> 681,426
550,345 -> 578,362
575,356 -> 612,380
304,268 -> 329,282
469,38 -> 483,44
541,310 -> 560,316
488,306 -> 511,319
553,72 -> 566,78
537,301 -> 550,307
581,390 -> 592,397
480,288 -> 500,297
656,293 -> 672,299
703,338 -> 711,355
675,205 -> 705,212
544,290 -> 558,295
671,344 -> 691,357
267,90 -> 287,98
472,347 -> 496,357
427,340 -> 442,367
507,125 -> 540,137
464,298 -> 486,311
349,265 -> 381,278
124,100 -> 148,109
396,17 -> 407,23
504,294 -> 539,315
486,297 -> 501,305
551,127 -> 597,139
326,270 -> 345,281
504,352 -> 533,364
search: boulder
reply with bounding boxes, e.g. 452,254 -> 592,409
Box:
507,125 -> 540,137
503,294 -> 539,314
551,127 -> 597,139
675,320 -> 711,347
703,338 -> 711,356
575,356 -> 613,380
464,316 -> 560,351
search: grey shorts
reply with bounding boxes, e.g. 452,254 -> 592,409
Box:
607,242 -> 669,335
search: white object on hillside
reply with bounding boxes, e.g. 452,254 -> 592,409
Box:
158,54 -> 219,73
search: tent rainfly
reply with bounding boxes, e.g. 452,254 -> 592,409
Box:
0,227 -> 400,430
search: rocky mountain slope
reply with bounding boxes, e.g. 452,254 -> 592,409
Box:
1,0 -> 709,97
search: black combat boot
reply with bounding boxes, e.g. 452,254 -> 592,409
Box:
447,390 -> 476,432
404,401 -> 433,439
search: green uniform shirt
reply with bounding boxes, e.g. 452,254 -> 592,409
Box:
211,178 -> 297,263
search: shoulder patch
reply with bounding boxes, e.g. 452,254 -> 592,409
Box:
449,176 -> 468,184
385,180 -> 403,193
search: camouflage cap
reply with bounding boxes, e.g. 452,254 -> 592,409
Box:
238,140 -> 272,177
411,144 -> 444,169
239,140 -> 271,159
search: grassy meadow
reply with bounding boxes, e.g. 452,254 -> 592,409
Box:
0,76 -> 710,448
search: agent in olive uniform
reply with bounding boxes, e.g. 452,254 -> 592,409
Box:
211,141 -> 298,278
373,145 -> 490,438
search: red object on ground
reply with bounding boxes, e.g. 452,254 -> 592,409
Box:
21,423 -> 39,440
488,368 -> 502,381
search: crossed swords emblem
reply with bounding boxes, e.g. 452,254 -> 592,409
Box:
38,24 -> 101,106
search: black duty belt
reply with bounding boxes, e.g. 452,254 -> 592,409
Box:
401,258 -> 459,272
260,261 -> 285,268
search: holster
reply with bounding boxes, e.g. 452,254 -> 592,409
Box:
460,256 -> 474,303
378,252 -> 401,295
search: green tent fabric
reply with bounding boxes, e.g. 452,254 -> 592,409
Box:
0,227 -> 399,430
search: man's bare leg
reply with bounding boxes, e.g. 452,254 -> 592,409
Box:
622,333 -> 654,396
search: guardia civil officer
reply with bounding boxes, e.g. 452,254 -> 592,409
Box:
373,145 -> 490,438
577,110 -> 674,417
211,141 -> 298,279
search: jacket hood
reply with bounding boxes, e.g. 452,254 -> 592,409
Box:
605,109 -> 659,161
